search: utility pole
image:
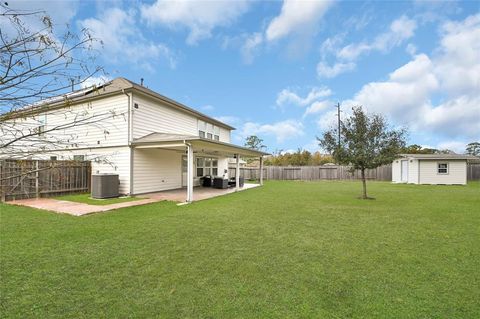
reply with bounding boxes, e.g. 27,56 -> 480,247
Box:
335,102 -> 341,149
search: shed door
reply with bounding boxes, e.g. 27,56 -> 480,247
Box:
401,160 -> 408,182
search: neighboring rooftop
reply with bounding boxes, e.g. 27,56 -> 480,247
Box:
8,77 -> 235,130
399,154 -> 478,160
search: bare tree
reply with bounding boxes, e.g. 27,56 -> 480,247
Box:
0,3 -> 123,159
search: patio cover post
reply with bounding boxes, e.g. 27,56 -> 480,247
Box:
235,154 -> 240,192
259,156 -> 264,185
186,143 -> 194,202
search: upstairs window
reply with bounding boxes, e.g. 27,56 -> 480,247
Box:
73,155 -> 85,161
437,163 -> 448,174
198,120 -> 220,141
198,120 -> 206,138
35,125 -> 45,136
35,114 -> 47,136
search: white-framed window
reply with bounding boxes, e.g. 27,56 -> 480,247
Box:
196,157 -> 219,177
35,114 -> 47,136
73,155 -> 85,161
437,163 -> 448,174
35,125 -> 45,136
197,120 -> 219,140
198,120 -> 206,138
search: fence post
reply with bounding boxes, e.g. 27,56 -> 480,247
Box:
35,160 -> 39,198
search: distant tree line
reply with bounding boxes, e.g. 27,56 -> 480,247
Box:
400,144 -> 453,154
263,150 -> 334,166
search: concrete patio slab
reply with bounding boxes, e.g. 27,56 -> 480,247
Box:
9,197 -> 158,216
138,183 -> 260,203
8,184 -> 260,216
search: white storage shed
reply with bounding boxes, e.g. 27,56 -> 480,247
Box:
392,154 -> 475,185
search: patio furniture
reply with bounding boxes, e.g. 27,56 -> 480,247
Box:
228,177 -> 244,188
212,177 -> 229,189
200,175 -> 212,187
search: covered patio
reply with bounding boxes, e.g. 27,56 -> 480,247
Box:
132,133 -> 269,203
137,183 -> 260,203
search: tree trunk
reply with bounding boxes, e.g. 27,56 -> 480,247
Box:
361,168 -> 368,199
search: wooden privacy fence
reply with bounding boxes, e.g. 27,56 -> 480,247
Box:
468,163 -> 480,180
230,165 -> 393,181
0,159 -> 91,201
231,163 -> 480,181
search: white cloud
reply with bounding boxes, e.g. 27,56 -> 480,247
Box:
317,15 -> 417,78
406,43 -> 417,56
214,116 -> 241,127
337,15 -> 417,61
435,14 -> 480,96
422,96 -> 480,138
319,34 -> 346,59
241,120 -> 304,143
345,14 -> 480,140
436,140 -> 469,154
80,8 -> 176,69
317,61 -> 356,78
276,87 -> 331,107
316,109 -> 339,131
303,100 -> 331,117
3,1 -> 78,27
352,54 -> 438,120
241,33 -> 263,64
302,139 -> 322,153
265,0 -> 333,42
140,0 -> 250,45
238,0 -> 333,63
80,76 -> 111,89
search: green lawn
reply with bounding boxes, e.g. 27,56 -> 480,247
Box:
54,193 -> 140,205
1,181 -> 479,318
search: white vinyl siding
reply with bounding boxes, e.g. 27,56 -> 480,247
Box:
392,160 -> 402,183
133,148 -> 182,194
45,146 -> 131,194
217,157 -> 229,178
419,160 -> 467,185
40,95 -> 128,148
2,94 -> 129,152
132,94 -> 232,143
132,94 -> 198,139
219,127 -> 231,143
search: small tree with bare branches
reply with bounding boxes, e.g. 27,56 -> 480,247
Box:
0,2 -> 122,158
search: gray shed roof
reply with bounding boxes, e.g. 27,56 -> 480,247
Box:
398,154 -> 478,160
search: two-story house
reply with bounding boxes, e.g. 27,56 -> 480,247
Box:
1,78 -> 267,202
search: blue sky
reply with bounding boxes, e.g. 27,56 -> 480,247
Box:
12,0 -> 480,153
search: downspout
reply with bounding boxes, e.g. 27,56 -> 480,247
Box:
122,89 -> 134,195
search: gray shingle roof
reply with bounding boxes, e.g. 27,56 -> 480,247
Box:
398,153 -> 478,160
6,77 -> 235,130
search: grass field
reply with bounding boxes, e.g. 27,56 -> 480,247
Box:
1,181 -> 479,318
54,193 -> 140,205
